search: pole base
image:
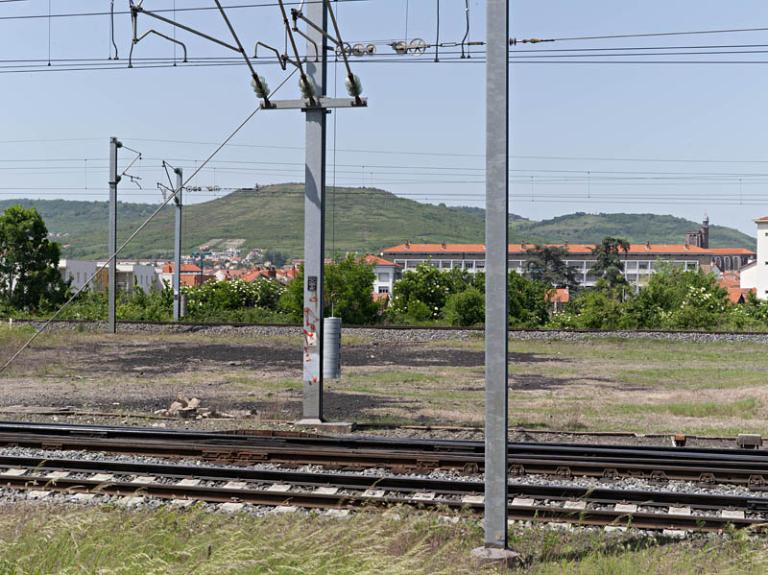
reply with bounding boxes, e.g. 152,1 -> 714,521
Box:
471,546 -> 521,568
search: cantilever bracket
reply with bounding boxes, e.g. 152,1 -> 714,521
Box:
261,97 -> 367,111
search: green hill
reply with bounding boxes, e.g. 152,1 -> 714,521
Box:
511,212 -> 753,250
0,185 -> 754,259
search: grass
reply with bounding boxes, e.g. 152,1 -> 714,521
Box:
0,504 -> 766,574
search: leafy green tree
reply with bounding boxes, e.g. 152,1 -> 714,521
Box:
389,263 -> 452,320
0,205 -> 67,312
623,264 -> 729,330
591,237 -> 630,290
444,287 -> 485,326
525,245 -> 579,289
281,255 -> 378,324
472,271 -> 550,327
553,289 -> 626,329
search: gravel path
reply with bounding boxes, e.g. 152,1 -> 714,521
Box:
15,319 -> 768,344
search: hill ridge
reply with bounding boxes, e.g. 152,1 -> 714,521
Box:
0,185 -> 754,258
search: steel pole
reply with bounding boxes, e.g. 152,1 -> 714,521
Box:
173,168 -> 183,321
301,0 -> 328,422
484,0 -> 510,549
107,137 -> 120,334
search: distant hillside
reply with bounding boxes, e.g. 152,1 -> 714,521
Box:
511,212 -> 754,250
0,186 -> 754,258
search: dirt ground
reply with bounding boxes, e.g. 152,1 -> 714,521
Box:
1,326 -> 767,439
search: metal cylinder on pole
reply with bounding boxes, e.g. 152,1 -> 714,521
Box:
107,137 -> 121,334
173,168 -> 183,321
322,317 -> 341,379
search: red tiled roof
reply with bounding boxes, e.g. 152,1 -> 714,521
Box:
755,216 -> 768,223
727,287 -> 754,304
719,272 -> 741,289
708,248 -> 755,255
364,255 -> 400,267
382,243 -> 754,256
546,288 -> 570,304
162,263 -> 202,274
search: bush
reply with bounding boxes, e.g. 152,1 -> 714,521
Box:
444,287 -> 485,326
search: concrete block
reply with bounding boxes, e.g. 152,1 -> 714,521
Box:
272,505 -> 298,514
175,478 -> 201,487
294,419 -> 355,433
116,496 -> 145,508
223,481 -> 247,490
614,503 -> 638,513
362,489 -> 385,498
410,492 -> 436,502
721,509 -> 746,520
91,473 -> 114,482
511,497 -> 536,507
314,486 -> 339,495
171,499 -> 195,508
219,502 -> 244,513
563,500 -> 587,511
130,476 -> 155,485
471,546 -> 522,569
266,484 -> 291,493
668,506 -> 691,516
2,469 -> 27,477
45,471 -> 70,480
71,493 -> 96,503
662,529 -> 688,539
737,434 -> 762,449
27,490 -> 50,499
462,495 -> 484,505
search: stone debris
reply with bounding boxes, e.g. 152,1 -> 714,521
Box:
153,394 -> 236,419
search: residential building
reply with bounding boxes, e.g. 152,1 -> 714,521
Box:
364,255 -> 401,295
740,216 -> 768,299
59,260 -> 157,293
382,242 -> 753,289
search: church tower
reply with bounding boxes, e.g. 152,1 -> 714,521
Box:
702,215 -> 710,249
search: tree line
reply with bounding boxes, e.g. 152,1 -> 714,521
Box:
2,205 -> 768,331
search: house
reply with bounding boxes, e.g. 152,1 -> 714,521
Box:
740,216 -> 768,300
364,255 -> 401,296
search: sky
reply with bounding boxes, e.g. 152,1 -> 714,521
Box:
1,1 -> 768,237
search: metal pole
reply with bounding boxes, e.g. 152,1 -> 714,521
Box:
484,0 -> 509,549
173,168 -> 183,321
301,0 -> 327,422
108,137 -> 121,334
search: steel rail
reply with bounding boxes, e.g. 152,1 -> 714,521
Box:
0,454 -> 765,532
3,423 -> 768,483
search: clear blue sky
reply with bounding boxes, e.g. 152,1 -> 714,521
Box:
1,0 -> 768,238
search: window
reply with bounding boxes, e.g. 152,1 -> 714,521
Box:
465,261 -> 475,269
378,286 -> 389,294
625,261 -> 638,270
638,262 -> 649,270
377,273 -> 389,282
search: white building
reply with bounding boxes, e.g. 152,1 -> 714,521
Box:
59,259 -> 99,291
364,255 -> 401,296
740,216 -> 768,299
59,260 -> 157,293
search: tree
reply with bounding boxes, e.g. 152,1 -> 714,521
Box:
0,205 -> 67,312
281,255 -> 379,325
525,244 -> 579,289
389,263 -> 452,321
591,237 -> 630,290
444,287 -> 485,326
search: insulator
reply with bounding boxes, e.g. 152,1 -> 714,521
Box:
345,74 -> 363,98
299,75 -> 316,99
365,44 -> 376,55
409,38 -> 427,54
251,75 -> 270,98
352,43 -> 366,57
390,41 -> 408,55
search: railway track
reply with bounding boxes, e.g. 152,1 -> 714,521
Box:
0,452 -> 766,532
2,422 -> 768,488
